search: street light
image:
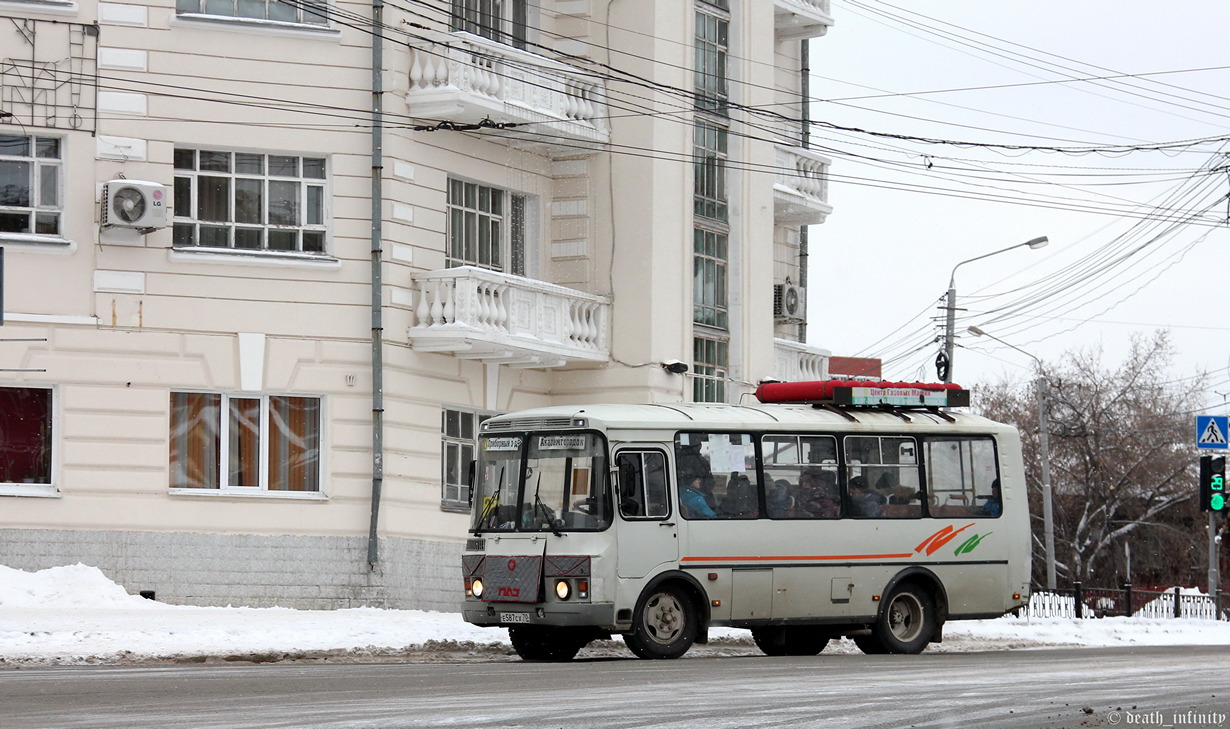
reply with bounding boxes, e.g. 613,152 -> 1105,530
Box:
942,236 -> 1048,384
967,325 -> 1057,591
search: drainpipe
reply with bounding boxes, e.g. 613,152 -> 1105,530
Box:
797,39 -> 810,344
367,0 -> 385,570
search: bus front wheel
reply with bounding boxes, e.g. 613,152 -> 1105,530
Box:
624,585 -> 698,659
857,583 -> 936,655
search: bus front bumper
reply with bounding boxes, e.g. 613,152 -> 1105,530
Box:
463,601 -> 617,629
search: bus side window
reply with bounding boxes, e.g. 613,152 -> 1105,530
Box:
616,451 -> 669,519
923,437 -> 1000,518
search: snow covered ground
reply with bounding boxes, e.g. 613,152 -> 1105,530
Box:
3,563 -> 1230,666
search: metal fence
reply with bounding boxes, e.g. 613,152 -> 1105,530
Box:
1023,583 -> 1227,621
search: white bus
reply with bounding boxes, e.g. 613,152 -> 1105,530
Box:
461,381 -> 1030,660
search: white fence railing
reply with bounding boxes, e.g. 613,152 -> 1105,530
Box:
408,266 -> 610,367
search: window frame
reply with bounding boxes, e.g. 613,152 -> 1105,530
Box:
442,405 -> 497,511
922,435 -> 1002,518
172,148 -> 329,256
175,0 -> 331,28
674,431 -> 759,519
693,5 -> 729,114
0,133 -> 64,243
615,448 -> 672,521
446,178 -> 528,276
451,0 -> 528,49
692,335 -> 729,403
0,385 -> 58,497
168,391 -> 324,496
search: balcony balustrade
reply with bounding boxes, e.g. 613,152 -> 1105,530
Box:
774,339 -> 831,382
774,144 -> 833,225
408,266 -> 610,368
405,30 -> 609,155
774,0 -> 835,40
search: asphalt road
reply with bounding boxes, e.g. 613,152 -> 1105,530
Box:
2,646 -> 1227,729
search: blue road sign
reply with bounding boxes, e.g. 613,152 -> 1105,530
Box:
1197,415 -> 1229,450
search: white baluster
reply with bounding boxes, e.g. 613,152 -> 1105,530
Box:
477,283 -> 491,330
494,285 -> 509,333
414,282 -> 429,327
441,280 -> 455,324
435,281 -> 450,324
559,301 -> 573,344
409,50 -> 424,91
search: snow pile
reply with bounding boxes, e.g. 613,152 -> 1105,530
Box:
0,564 -> 158,610
2,564 -> 1230,665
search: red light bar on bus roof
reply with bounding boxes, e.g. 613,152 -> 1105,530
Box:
755,380 -> 970,408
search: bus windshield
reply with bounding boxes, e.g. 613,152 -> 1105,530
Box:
471,432 -> 610,533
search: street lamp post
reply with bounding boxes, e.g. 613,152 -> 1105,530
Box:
942,236 -> 1048,384
968,325 -> 1058,591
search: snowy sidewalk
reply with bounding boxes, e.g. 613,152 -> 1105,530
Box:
4,564 -> 1230,666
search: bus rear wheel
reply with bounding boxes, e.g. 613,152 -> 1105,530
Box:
751,626 -> 830,656
508,626 -> 587,661
858,583 -> 936,655
624,585 -> 698,659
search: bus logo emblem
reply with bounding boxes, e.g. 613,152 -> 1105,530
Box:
507,559 -> 517,571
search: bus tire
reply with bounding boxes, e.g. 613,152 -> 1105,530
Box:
624,585 -> 698,659
508,626 -> 586,661
752,626 -> 829,656
866,583 -> 937,655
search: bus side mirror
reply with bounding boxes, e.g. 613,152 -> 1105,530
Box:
467,460 -> 477,507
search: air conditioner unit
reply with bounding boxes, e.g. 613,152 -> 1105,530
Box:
101,180 -> 168,232
773,283 -> 807,322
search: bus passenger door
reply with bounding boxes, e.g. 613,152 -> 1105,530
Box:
614,448 -> 678,578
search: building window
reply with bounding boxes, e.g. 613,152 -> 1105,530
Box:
451,0 -> 527,49
693,121 -> 727,222
175,0 -> 329,26
173,149 -> 328,254
0,387 -> 53,487
693,336 -> 728,403
442,406 -> 494,509
694,7 -> 728,113
693,227 -> 728,329
169,392 -> 321,493
0,134 -> 62,238
447,178 -> 526,275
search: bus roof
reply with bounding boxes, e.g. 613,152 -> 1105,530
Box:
483,402 -> 1014,435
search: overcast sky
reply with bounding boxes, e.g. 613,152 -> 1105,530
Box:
804,0 -> 1230,409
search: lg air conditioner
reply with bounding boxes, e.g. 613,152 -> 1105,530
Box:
101,180 -> 168,232
773,283 -> 806,322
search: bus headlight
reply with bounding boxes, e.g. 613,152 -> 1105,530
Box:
554,579 -> 572,600
471,578 -> 484,598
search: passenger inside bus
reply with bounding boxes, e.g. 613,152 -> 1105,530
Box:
848,476 -> 885,517
718,472 -> 758,517
795,468 -> 840,518
767,479 -> 794,517
679,473 -> 717,518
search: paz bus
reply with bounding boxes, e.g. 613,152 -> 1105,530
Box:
461,380 -> 1030,660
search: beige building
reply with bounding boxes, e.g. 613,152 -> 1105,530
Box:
0,0 -> 835,609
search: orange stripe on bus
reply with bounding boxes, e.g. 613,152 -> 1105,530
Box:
680,553 -> 914,562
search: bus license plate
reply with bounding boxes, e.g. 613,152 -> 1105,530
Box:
500,612 -> 531,624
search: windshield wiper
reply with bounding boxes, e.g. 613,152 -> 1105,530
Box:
532,473 -> 563,537
474,466 -> 504,535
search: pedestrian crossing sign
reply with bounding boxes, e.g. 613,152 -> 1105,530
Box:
1197,415 -> 1229,450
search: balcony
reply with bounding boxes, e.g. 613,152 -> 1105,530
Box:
775,0 -> 835,40
408,267 -> 611,368
773,339 -> 831,382
774,144 -> 833,225
405,30 -> 609,156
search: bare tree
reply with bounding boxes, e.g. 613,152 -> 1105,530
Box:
974,331 -> 1208,587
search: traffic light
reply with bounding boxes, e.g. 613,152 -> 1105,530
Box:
1199,454 -> 1226,513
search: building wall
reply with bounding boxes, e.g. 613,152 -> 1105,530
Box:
0,0 -> 832,609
